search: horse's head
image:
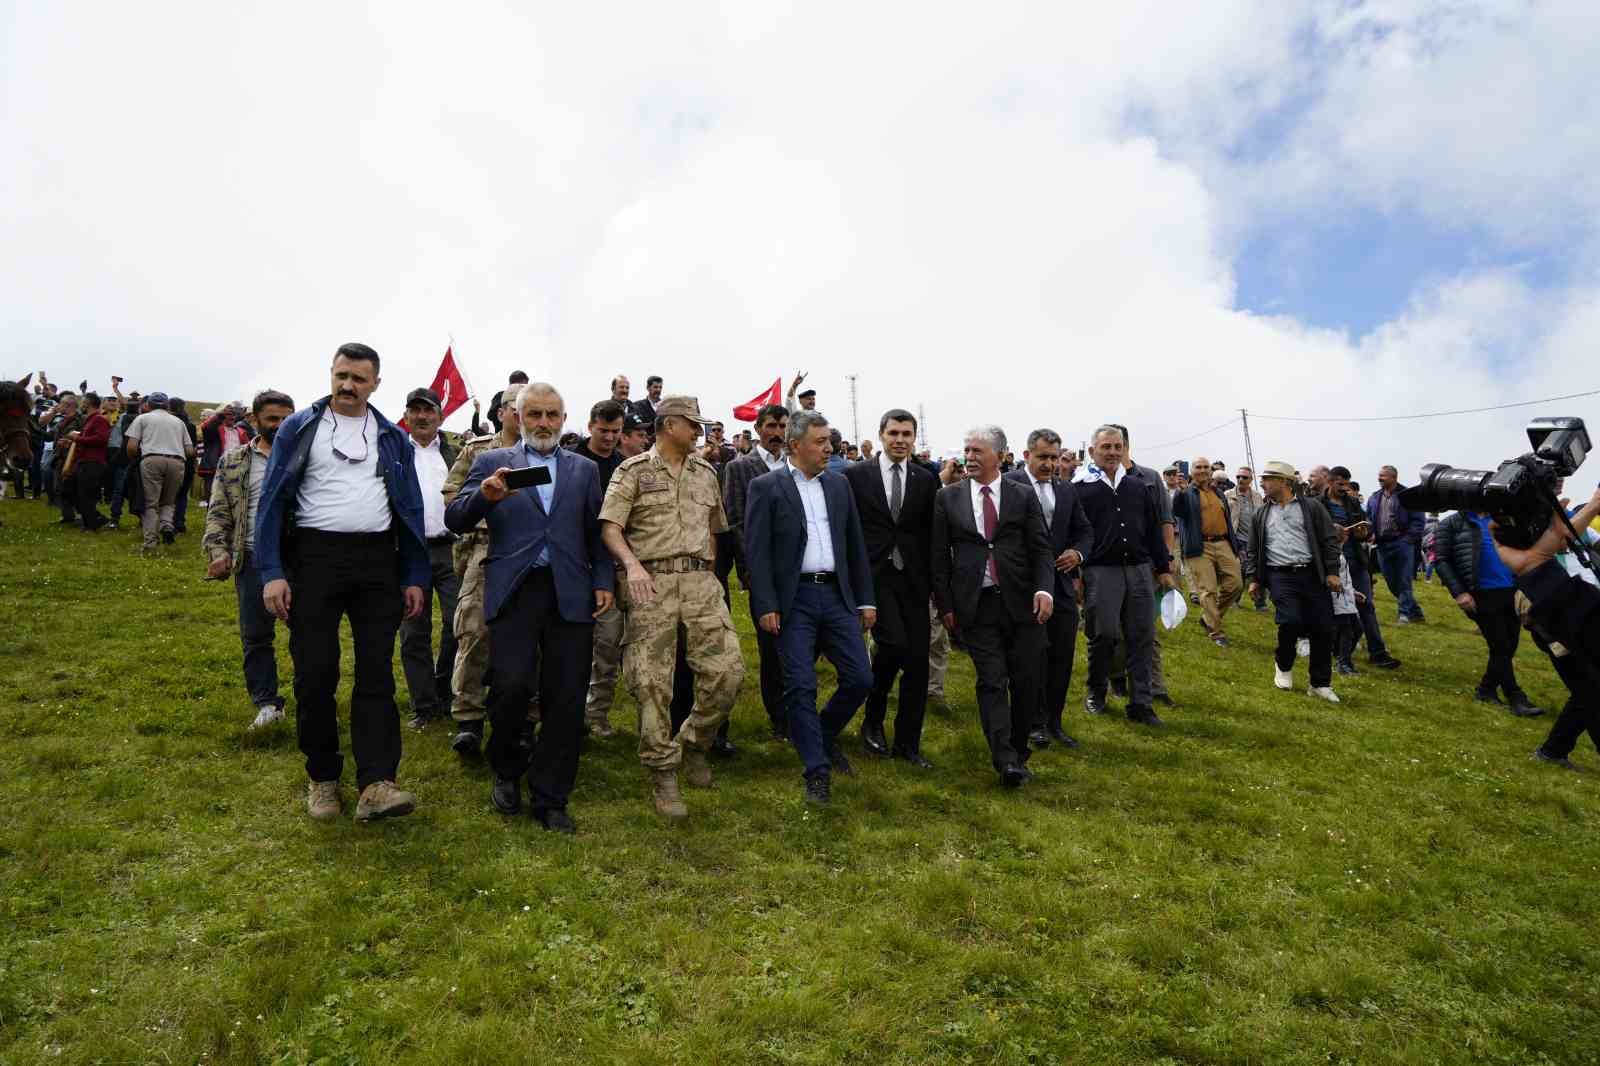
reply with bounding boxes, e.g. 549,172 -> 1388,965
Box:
0,375 -> 34,473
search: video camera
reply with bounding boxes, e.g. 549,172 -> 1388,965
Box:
1400,417 -> 1591,549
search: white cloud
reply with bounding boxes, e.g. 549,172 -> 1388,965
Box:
2,0 -> 1596,484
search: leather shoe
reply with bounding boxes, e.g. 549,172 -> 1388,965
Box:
1109,679 -> 1128,699
451,721 -> 484,757
1368,654 -> 1402,670
999,763 -> 1028,788
1532,749 -> 1579,771
1474,687 -> 1503,706
1152,693 -> 1177,708
804,772 -> 831,805
1127,705 -> 1164,727
491,775 -> 521,816
1508,695 -> 1546,718
1046,724 -> 1079,749
1027,728 -> 1050,749
770,724 -> 790,743
1084,694 -> 1108,715
536,808 -> 577,834
861,723 -> 890,757
709,736 -> 739,758
826,740 -> 855,776
893,748 -> 934,769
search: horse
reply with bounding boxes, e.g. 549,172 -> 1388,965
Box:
0,373 -> 33,480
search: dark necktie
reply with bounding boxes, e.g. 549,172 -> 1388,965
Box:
890,463 -> 904,570
981,484 -> 998,585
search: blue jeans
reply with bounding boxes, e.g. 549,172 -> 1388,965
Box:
1347,554 -> 1390,659
1375,539 -> 1423,620
776,582 -> 873,778
108,464 -> 130,520
235,555 -> 284,710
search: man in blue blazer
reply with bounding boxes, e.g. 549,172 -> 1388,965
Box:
745,410 -> 876,805
446,384 -> 614,833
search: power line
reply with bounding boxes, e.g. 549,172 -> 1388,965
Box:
1250,387 -> 1600,424
1145,416 -> 1241,452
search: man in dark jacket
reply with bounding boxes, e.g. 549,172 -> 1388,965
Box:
1320,467 -> 1401,671
1367,465 -> 1427,623
1249,461 -> 1343,703
1433,509 -> 1545,717
1170,454 -> 1243,647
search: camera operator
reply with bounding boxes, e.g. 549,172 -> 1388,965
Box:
1434,507 -> 1546,717
1493,485 -> 1600,675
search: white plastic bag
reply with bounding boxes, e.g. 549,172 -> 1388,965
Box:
1159,588 -> 1188,630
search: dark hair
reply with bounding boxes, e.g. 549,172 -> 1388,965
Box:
610,375 -> 628,390
167,396 -> 185,414
1110,422 -> 1129,447
253,389 -> 296,415
589,399 -> 626,424
1329,465 -> 1352,480
829,428 -> 844,446
879,408 -> 917,434
334,342 -> 381,375
559,431 -> 581,448
509,370 -> 529,384
755,404 -> 788,428
646,375 -> 663,387
82,391 -> 101,409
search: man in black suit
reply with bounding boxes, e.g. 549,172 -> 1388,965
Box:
1005,428 -> 1093,748
931,424 -> 1055,787
745,410 -> 876,804
721,403 -> 790,738
844,408 -> 937,766
631,375 -> 664,429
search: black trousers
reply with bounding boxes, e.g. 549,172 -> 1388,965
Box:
964,588 -> 1045,771
1534,630 -> 1600,759
1268,566 -> 1334,689
864,566 -> 931,754
74,461 -> 107,529
1470,587 -> 1525,699
1035,594 -> 1080,731
485,568 -> 593,812
287,530 -> 403,790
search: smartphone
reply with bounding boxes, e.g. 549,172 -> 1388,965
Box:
503,465 -> 553,490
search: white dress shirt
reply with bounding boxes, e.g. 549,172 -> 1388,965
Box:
411,434 -> 450,539
968,474 -> 1051,600
296,409 -> 392,533
1023,468 -> 1055,526
759,445 -> 785,472
789,460 -> 836,574
878,451 -> 910,506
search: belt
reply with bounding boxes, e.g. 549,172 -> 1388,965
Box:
799,571 -> 837,584
1203,534 -> 1231,542
641,556 -> 712,575
980,585 -> 1002,595
427,534 -> 457,547
1267,563 -> 1314,573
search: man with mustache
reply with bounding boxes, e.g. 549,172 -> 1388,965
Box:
203,389 -> 297,730
722,403 -> 792,739
254,343 -> 429,823
398,387 -> 461,731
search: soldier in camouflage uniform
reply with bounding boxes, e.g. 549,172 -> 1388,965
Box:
599,395 -> 744,819
441,385 -> 525,756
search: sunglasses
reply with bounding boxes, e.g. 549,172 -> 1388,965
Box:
329,411 -> 370,464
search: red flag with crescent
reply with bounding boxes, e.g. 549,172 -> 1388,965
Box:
428,347 -> 469,421
733,377 -> 782,422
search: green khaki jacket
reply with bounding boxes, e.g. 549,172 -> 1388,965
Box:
203,441 -> 269,574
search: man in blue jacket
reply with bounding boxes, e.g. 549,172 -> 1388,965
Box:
1366,465 -> 1427,623
255,343 -> 429,824
445,383 -> 614,832
746,410 -> 876,805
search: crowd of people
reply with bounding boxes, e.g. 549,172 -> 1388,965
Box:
4,350 -> 1598,831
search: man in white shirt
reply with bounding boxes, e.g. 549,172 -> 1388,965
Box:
125,391 -> 196,550
399,387 -> 462,731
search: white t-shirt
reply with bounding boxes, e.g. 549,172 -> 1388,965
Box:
244,446 -> 268,551
126,410 -> 191,458
295,409 -> 392,534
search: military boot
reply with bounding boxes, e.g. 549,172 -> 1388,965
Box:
682,747 -> 713,788
651,769 -> 688,819
307,780 -> 342,821
355,780 -> 416,822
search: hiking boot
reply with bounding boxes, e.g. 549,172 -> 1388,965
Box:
307,780 -> 342,821
683,747 -> 714,788
803,772 -> 831,805
589,719 -> 616,739
652,769 -> 687,819
355,780 -> 416,822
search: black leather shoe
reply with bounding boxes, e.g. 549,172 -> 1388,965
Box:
1533,749 -> 1579,771
861,723 -> 890,757
452,721 -> 484,756
1335,661 -> 1357,676
408,709 -> 445,731
1084,694 -> 1108,715
1368,654 -> 1402,670
1000,763 -> 1028,788
491,775 -> 521,816
1127,705 -> 1164,727
893,748 -> 934,769
1109,679 -> 1128,700
826,741 -> 855,776
1152,693 -> 1177,708
1474,687 -> 1503,706
709,736 -> 739,758
1508,695 -> 1546,718
536,808 -> 577,834
1046,724 -> 1079,749
804,772 -> 831,805
1028,728 -> 1051,749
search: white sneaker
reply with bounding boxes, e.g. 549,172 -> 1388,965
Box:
1308,686 -> 1341,704
1296,638 -> 1310,658
1274,667 -> 1294,690
250,704 -> 284,729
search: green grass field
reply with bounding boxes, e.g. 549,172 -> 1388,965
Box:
3,496 -> 1597,1065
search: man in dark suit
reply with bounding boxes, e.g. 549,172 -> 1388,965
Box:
745,410 -> 876,805
1005,428 -> 1093,748
721,403 -> 790,738
844,408 -> 937,766
445,384 -> 615,833
631,375 -> 664,430
932,425 -> 1055,787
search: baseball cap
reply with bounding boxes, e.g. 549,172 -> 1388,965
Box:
147,391 -> 170,406
623,411 -> 648,432
406,387 -> 442,410
798,388 -> 816,398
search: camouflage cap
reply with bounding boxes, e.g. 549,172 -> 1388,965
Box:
652,395 -> 716,426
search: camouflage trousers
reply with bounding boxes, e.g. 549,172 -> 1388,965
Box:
450,535 -> 489,722
585,603 -> 624,728
622,570 -> 744,770
927,599 -> 949,699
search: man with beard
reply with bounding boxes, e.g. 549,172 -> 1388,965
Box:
204,390 -> 297,729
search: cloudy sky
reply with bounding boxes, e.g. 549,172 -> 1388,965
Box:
4,0 -> 1596,481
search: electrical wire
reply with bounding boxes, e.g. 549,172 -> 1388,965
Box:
1144,417 -> 1242,452
1249,387 -> 1600,423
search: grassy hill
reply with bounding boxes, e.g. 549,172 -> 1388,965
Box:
1,496 -> 1597,1064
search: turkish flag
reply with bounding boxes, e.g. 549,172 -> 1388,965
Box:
401,347 -> 470,429
733,377 -> 782,422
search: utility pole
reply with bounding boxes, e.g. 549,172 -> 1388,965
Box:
1240,408 -> 1257,476
917,403 -> 927,450
847,374 -> 859,443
